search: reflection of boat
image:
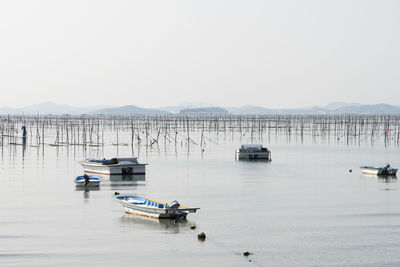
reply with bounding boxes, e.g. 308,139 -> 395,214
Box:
378,176 -> 397,183
97,174 -> 145,187
74,175 -> 101,187
120,213 -> 192,233
75,186 -> 101,192
236,144 -> 271,160
360,164 -> 397,176
115,196 -> 199,219
109,174 -> 145,182
80,157 -> 147,175
360,173 -> 398,182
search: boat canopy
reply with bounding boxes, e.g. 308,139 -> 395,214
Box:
88,158 -> 115,164
241,144 -> 263,149
240,144 -> 268,152
86,157 -> 138,164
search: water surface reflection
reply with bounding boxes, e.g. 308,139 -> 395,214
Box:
119,213 -> 195,234
100,174 -> 145,186
75,187 -> 101,199
361,173 -> 398,183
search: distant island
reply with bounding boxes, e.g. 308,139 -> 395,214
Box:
93,105 -> 169,115
179,107 -> 229,115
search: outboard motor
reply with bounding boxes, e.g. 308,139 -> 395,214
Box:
167,200 -> 180,209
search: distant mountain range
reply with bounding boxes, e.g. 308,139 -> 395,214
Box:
226,102 -> 400,115
1,101 -> 400,115
0,101 -> 112,115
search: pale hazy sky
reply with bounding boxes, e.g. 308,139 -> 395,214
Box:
0,0 -> 399,108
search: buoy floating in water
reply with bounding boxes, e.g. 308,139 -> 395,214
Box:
198,232 -> 206,241
243,251 -> 253,256
190,225 -> 196,230
349,169 -> 352,173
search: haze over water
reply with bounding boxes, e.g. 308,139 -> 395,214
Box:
1,116 -> 400,266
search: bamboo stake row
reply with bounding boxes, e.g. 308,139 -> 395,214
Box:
0,114 -> 399,149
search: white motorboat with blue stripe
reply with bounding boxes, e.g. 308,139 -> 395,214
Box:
74,175 -> 101,187
114,196 -> 199,219
360,164 -> 397,176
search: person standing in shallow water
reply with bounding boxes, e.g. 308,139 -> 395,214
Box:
21,125 -> 27,144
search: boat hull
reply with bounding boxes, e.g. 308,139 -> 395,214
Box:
123,206 -> 187,219
361,168 -> 380,175
236,152 -> 271,160
75,181 -> 100,187
80,162 -> 146,175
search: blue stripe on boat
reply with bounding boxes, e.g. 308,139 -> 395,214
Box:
74,175 -> 101,182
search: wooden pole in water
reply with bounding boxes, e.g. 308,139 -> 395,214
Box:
186,116 -> 190,150
131,121 -> 134,156
42,122 -> 45,147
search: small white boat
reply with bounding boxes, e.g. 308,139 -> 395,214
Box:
80,157 -> 147,175
360,164 -> 398,176
114,196 -> 199,219
74,175 -> 101,187
236,144 -> 271,160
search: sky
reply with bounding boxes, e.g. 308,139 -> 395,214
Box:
0,0 -> 399,109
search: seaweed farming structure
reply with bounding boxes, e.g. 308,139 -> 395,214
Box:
1,114 -> 400,156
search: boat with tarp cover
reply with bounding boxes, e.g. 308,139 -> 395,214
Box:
360,164 -> 397,176
80,157 -> 147,175
114,196 -> 199,219
236,144 -> 271,160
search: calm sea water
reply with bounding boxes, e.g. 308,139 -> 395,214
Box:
1,131 -> 400,266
